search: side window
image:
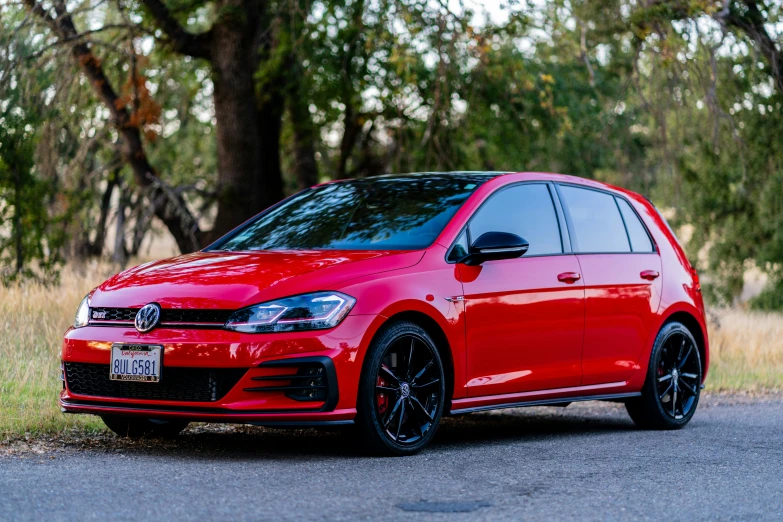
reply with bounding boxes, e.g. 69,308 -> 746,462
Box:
616,198 -> 653,252
558,185 -> 630,253
468,184 -> 563,256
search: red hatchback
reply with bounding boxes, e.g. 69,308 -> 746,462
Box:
62,172 -> 708,455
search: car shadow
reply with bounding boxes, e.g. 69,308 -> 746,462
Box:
435,408 -> 636,448
76,405 -> 637,460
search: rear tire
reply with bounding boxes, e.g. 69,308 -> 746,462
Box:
625,321 -> 702,430
355,321 -> 446,456
101,415 -> 190,438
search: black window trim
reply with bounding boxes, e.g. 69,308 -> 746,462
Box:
553,182 -> 657,255
445,181 -> 573,264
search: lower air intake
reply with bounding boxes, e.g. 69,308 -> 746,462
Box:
243,356 -> 338,411
64,362 -> 246,402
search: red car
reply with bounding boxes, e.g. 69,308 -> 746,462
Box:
62,172 -> 708,455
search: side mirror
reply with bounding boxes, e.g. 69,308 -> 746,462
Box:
462,232 -> 529,265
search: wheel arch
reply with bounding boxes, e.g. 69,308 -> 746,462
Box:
660,309 -> 709,381
372,310 -> 456,410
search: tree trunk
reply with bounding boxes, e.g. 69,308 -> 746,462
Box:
257,90 -> 285,206
288,61 -> 319,190
89,168 -> 118,256
113,188 -> 128,265
206,3 -> 284,242
209,31 -> 262,238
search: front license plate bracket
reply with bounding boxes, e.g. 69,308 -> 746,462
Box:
110,344 -> 163,382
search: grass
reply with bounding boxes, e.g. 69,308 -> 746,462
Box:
1,267 -> 781,439
706,309 -> 783,390
0,266 -> 108,440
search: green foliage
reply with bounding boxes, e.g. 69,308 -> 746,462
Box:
0,7 -> 67,283
750,281 -> 783,311
2,0 -> 783,306
0,108 -> 66,283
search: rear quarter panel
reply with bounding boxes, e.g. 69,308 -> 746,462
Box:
619,190 -> 709,384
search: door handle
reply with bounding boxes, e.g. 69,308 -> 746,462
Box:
557,272 -> 581,283
640,270 -> 660,280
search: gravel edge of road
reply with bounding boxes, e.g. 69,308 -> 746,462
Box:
2,390 -> 781,458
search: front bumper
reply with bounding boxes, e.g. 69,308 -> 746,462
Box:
60,314 -> 381,425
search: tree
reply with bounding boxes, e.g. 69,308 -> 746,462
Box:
0,13 -> 67,282
625,0 -> 783,306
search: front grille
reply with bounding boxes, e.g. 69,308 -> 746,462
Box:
92,308 -> 136,322
65,362 -> 246,402
160,309 -> 233,323
89,308 -> 234,326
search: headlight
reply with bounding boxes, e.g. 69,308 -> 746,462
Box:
73,295 -> 90,328
224,292 -> 356,333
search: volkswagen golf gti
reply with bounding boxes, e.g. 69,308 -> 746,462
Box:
62,172 -> 708,455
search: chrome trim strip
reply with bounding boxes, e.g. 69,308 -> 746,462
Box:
478,246 -> 525,254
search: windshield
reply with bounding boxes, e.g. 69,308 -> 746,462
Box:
210,174 -> 490,251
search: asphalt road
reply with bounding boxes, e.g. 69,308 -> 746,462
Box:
1,397 -> 781,521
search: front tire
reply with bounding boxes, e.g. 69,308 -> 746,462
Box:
355,321 -> 446,456
101,415 -> 190,438
626,321 -> 702,430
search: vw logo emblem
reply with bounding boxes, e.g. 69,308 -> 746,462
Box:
400,382 -> 411,398
134,303 -> 161,333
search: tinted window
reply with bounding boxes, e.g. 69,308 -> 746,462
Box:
211,175 -> 487,251
469,184 -> 562,256
616,198 -> 653,252
559,185 -> 630,253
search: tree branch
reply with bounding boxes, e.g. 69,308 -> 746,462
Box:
138,0 -> 212,60
23,0 -> 203,253
716,0 -> 783,95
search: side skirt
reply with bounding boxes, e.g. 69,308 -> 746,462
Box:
450,390 -> 641,415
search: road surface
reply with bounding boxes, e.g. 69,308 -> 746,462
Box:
1,397 -> 781,521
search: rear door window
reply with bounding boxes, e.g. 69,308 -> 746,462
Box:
616,198 -> 653,252
558,185 -> 631,253
468,183 -> 563,256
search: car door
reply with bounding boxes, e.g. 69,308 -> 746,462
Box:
556,184 -> 663,385
457,182 -> 585,397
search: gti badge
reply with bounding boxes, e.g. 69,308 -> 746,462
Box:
134,303 -> 161,333
92,310 -> 106,320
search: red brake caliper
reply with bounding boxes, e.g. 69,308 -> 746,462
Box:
377,376 -> 388,414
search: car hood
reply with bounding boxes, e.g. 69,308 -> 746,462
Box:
90,250 -> 424,309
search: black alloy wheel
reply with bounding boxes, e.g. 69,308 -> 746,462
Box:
626,321 -> 703,429
356,321 -> 446,456
655,329 -> 701,419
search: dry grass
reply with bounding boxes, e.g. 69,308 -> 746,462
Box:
0,265 -> 112,439
1,266 -> 781,439
706,309 -> 783,391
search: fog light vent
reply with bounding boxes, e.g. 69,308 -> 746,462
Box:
243,356 -> 338,411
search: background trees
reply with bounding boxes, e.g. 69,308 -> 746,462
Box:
1,0 -> 781,308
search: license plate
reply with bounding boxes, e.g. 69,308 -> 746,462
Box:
110,344 -> 162,382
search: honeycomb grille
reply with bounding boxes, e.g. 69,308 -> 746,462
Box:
91,308 -> 136,322
64,362 -> 246,402
89,308 -> 234,325
160,309 -> 233,323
